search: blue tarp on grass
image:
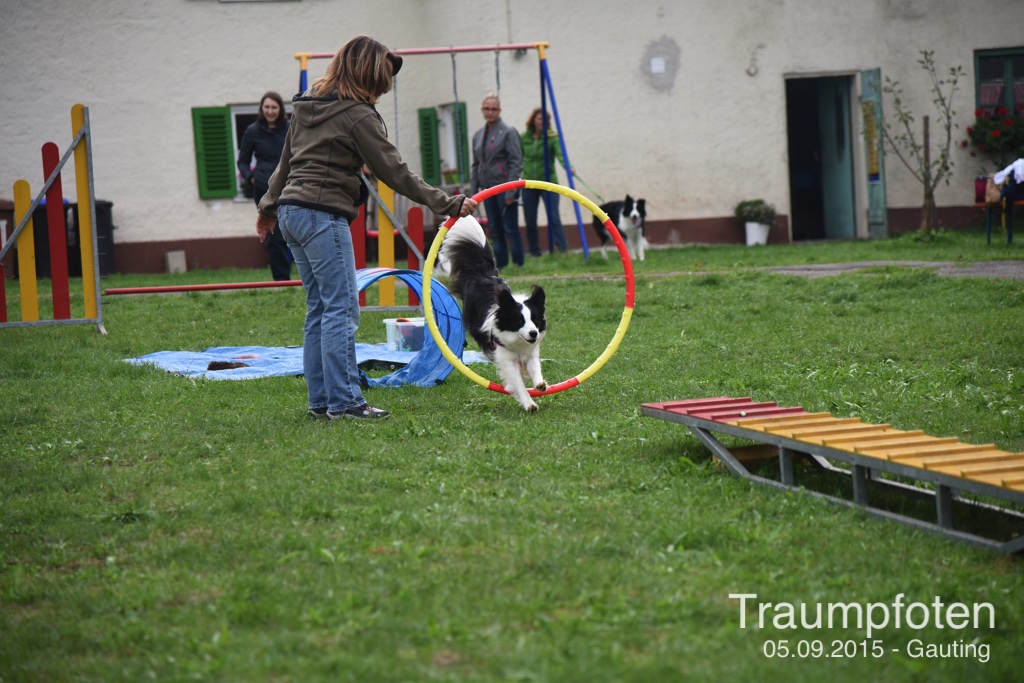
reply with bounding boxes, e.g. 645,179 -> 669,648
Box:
125,344 -> 489,383
125,268 -> 484,387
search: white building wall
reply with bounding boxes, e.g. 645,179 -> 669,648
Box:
1,0 -> 1022,251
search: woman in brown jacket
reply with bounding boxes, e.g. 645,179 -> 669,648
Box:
257,35 -> 477,420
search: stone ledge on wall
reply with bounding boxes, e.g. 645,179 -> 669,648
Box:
102,206 -> 990,274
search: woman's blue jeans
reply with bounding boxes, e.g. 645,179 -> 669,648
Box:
482,194 -> 524,268
277,205 -> 366,413
522,188 -> 568,254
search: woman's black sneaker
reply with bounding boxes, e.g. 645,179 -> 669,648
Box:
327,404 -> 390,420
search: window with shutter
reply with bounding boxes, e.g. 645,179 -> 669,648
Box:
974,47 -> 1024,115
454,101 -> 469,183
191,106 -> 237,199
418,107 -> 441,185
434,102 -> 471,186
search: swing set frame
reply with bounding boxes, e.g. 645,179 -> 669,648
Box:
294,41 -> 590,257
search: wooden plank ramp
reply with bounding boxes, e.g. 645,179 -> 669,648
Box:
642,397 -> 1024,553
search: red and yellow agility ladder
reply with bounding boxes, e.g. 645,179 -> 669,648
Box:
422,180 -> 635,400
642,397 -> 1024,553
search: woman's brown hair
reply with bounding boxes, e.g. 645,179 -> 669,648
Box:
257,91 -> 285,126
525,107 -> 550,135
311,35 -> 402,104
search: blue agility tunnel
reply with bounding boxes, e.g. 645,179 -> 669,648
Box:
355,267 -> 464,388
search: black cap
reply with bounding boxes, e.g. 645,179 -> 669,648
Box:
387,52 -> 403,76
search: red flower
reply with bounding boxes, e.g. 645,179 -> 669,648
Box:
1004,118 -> 1015,127
996,107 -> 1009,116
975,108 -> 984,116
967,126 -> 974,134
1018,104 -> 1024,113
992,130 -> 1002,138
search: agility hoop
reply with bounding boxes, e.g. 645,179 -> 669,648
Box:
422,180 -> 635,399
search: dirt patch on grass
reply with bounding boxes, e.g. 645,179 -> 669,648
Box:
765,260 -> 1024,280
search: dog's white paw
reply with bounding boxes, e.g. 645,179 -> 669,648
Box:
523,401 -> 539,413
534,381 -> 547,393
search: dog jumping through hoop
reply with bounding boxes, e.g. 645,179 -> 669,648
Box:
438,216 -> 548,412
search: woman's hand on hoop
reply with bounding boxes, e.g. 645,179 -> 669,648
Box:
459,198 -> 478,217
256,214 -> 277,243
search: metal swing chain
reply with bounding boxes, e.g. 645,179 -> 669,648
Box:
495,49 -> 501,100
355,73 -> 426,263
450,51 -> 467,185
392,74 -> 399,151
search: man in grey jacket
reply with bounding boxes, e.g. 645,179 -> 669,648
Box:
471,94 -> 524,269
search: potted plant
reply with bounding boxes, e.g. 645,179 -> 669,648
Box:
735,199 -> 776,245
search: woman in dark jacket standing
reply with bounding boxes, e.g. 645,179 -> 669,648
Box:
238,91 -> 291,280
256,36 -> 477,421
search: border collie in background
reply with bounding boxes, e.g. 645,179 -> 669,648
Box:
592,195 -> 648,261
438,216 -> 548,412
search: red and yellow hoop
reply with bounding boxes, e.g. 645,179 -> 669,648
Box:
422,180 -> 635,399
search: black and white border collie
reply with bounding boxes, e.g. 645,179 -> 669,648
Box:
438,216 -> 548,412
592,195 -> 648,261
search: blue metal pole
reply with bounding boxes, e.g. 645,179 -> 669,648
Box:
540,56 -> 588,257
539,60 -> 553,253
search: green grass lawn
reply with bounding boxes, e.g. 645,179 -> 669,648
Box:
2,229 -> 1023,681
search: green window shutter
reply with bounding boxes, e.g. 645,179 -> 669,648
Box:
455,101 -> 469,183
418,107 -> 440,185
191,106 -> 237,199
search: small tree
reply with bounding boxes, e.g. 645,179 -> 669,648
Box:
882,51 -> 964,233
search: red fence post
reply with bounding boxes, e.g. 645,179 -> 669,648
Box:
42,142 -> 70,320
351,204 -> 367,306
0,259 -> 6,323
406,206 -> 423,306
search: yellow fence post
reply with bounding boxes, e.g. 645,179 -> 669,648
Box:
376,181 -> 395,306
72,104 -> 97,319
13,180 -> 40,322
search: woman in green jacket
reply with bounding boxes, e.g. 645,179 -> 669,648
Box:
520,108 -> 569,255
